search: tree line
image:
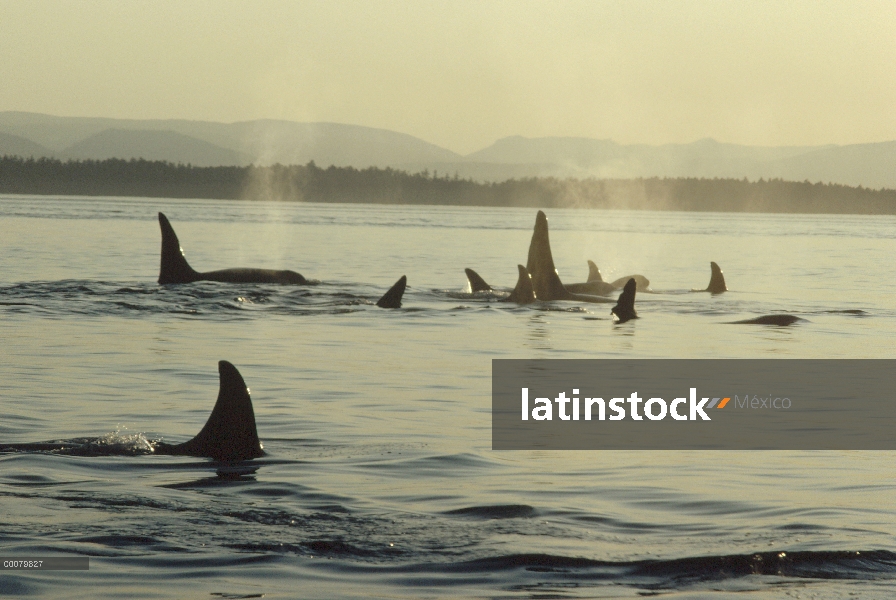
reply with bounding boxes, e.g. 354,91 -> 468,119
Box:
1,155 -> 894,214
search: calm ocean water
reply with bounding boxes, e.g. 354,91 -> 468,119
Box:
1,194 -> 895,599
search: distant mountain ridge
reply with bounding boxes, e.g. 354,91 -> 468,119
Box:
0,111 -> 893,189
0,130 -> 54,159
64,129 -> 249,167
464,136 -> 891,186
0,112 -> 462,169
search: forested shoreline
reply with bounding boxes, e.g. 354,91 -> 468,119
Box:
1,155 -> 894,214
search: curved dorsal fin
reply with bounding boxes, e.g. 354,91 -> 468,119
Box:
158,213 -> 200,284
506,265 -> 536,304
170,361 -> 264,461
611,278 -> 638,323
464,268 -> 493,292
587,260 -> 603,283
376,275 -> 407,308
706,261 -> 727,294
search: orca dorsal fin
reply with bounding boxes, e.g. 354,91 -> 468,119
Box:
171,361 -> 264,462
464,268 -> 493,292
506,265 -> 536,304
376,275 -> 407,308
525,211 -> 568,300
611,278 -> 638,323
706,261 -> 727,294
158,213 -> 200,284
587,260 -> 603,283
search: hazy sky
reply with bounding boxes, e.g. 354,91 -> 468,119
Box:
2,0 -> 894,154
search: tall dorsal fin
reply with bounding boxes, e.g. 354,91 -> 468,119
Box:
158,213 -> 200,284
525,211 -> 567,300
506,265 -> 536,304
376,275 -> 407,308
524,211 -> 615,304
169,361 -> 264,461
587,260 -> 603,282
611,278 -> 638,323
464,268 -> 493,292
706,261 -> 727,294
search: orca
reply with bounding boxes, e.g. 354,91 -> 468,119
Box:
158,212 -> 307,284
464,268 -> 493,293
610,278 -> 638,323
155,361 -> 264,461
562,280 -> 618,296
463,266 -> 536,304
564,269 -> 616,295
727,314 -> 801,326
525,211 -> 614,304
587,260 -> 602,283
506,265 -> 536,304
581,260 -> 651,292
376,275 -> 407,308
692,261 -> 727,294
1,361 -> 265,462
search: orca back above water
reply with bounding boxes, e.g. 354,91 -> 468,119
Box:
525,212 -> 614,304
565,259 -> 615,295
582,260 -> 650,292
376,276 -> 407,308
564,279 -> 617,296
611,278 -> 638,323
727,314 -> 801,326
610,274 -> 650,291
158,213 -> 307,285
2,361 -> 265,462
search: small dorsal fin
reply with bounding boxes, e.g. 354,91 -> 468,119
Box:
464,268 -> 493,292
169,361 -> 264,462
158,213 -> 200,284
587,260 -> 603,282
611,278 -> 638,323
706,261 -> 727,294
506,265 -> 536,304
376,275 -> 407,308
